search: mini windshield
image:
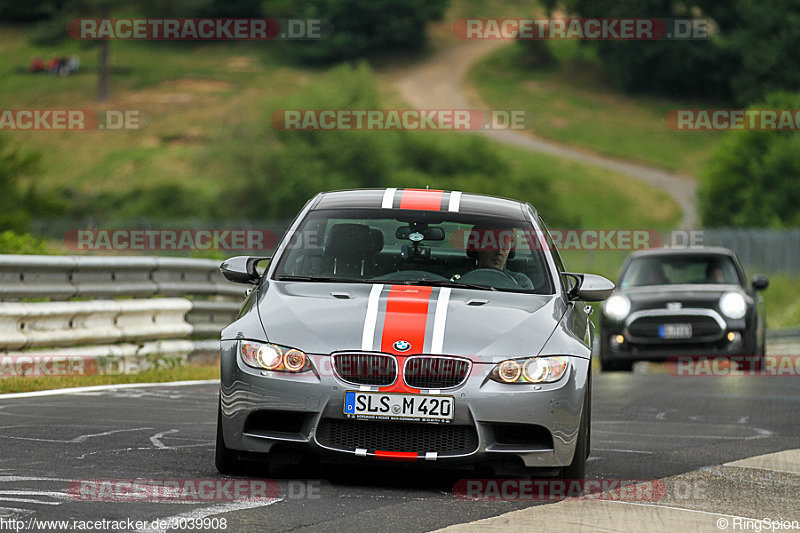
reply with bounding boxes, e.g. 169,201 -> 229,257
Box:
619,254 -> 742,288
273,209 -> 555,294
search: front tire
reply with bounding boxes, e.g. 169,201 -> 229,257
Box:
215,398 -> 246,475
599,340 -> 633,372
559,388 -> 589,480
737,335 -> 765,372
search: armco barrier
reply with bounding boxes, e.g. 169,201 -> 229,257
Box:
0,255 -> 245,374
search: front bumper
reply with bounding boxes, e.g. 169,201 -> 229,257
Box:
600,309 -> 753,361
219,340 -> 589,469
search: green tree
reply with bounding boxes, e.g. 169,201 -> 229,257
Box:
561,0 -> 800,103
720,0 -> 800,104
289,0 -> 450,63
561,0 -> 735,99
699,92 -> 800,227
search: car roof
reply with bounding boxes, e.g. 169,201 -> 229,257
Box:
311,188 -> 534,221
627,246 -> 737,258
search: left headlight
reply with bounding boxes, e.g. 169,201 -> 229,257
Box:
719,292 -> 747,319
239,341 -> 312,373
489,356 -> 569,384
603,294 -> 631,321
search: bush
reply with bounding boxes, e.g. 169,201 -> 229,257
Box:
0,231 -> 50,254
0,138 -> 61,233
698,92 -> 800,227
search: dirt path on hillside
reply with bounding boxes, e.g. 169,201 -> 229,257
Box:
382,39 -> 698,227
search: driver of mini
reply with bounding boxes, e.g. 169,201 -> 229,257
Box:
464,226 -> 534,289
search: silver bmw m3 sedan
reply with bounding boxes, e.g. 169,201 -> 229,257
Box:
216,188 -> 613,478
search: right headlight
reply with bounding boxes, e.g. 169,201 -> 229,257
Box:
239,341 -> 312,373
603,294 -> 631,321
719,292 -> 746,319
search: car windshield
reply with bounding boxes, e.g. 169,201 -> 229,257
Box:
619,254 -> 742,288
273,209 -> 554,294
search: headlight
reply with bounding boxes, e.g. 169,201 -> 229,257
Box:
240,341 -> 312,373
603,294 -> 631,321
490,357 -> 569,384
719,292 -> 746,319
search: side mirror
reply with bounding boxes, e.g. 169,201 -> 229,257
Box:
751,274 -> 769,291
220,256 -> 270,285
563,272 -> 615,302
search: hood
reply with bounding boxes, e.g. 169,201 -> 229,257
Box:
256,281 -> 564,360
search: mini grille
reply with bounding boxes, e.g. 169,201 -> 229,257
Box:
333,353 -> 396,386
404,357 -> 470,389
628,315 -> 721,339
316,419 -> 478,455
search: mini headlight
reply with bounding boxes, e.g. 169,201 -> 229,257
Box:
240,341 -> 311,373
491,357 -> 569,384
719,292 -> 746,319
604,295 -> 631,321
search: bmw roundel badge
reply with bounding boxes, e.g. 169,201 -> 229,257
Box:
393,340 -> 411,352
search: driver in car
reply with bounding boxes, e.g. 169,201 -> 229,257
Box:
464,226 -> 534,289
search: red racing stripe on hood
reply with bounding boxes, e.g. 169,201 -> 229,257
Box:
378,284 -> 433,393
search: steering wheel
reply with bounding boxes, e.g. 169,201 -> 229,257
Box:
458,268 -> 520,288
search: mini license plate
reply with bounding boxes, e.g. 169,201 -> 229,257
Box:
659,323 -> 692,339
343,392 -> 454,422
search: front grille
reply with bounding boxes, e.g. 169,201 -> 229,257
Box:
404,356 -> 471,389
628,314 -> 722,340
333,353 -> 396,386
316,418 -> 478,455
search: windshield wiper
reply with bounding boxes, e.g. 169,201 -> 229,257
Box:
276,275 -> 367,283
391,278 -> 497,291
277,275 -> 498,291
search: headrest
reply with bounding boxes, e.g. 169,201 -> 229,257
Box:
324,224 -> 374,260
368,227 -> 384,253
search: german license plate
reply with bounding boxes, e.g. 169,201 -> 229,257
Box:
659,323 -> 692,339
343,392 -> 454,422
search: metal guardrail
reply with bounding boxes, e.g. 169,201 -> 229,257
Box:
0,255 -> 245,374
